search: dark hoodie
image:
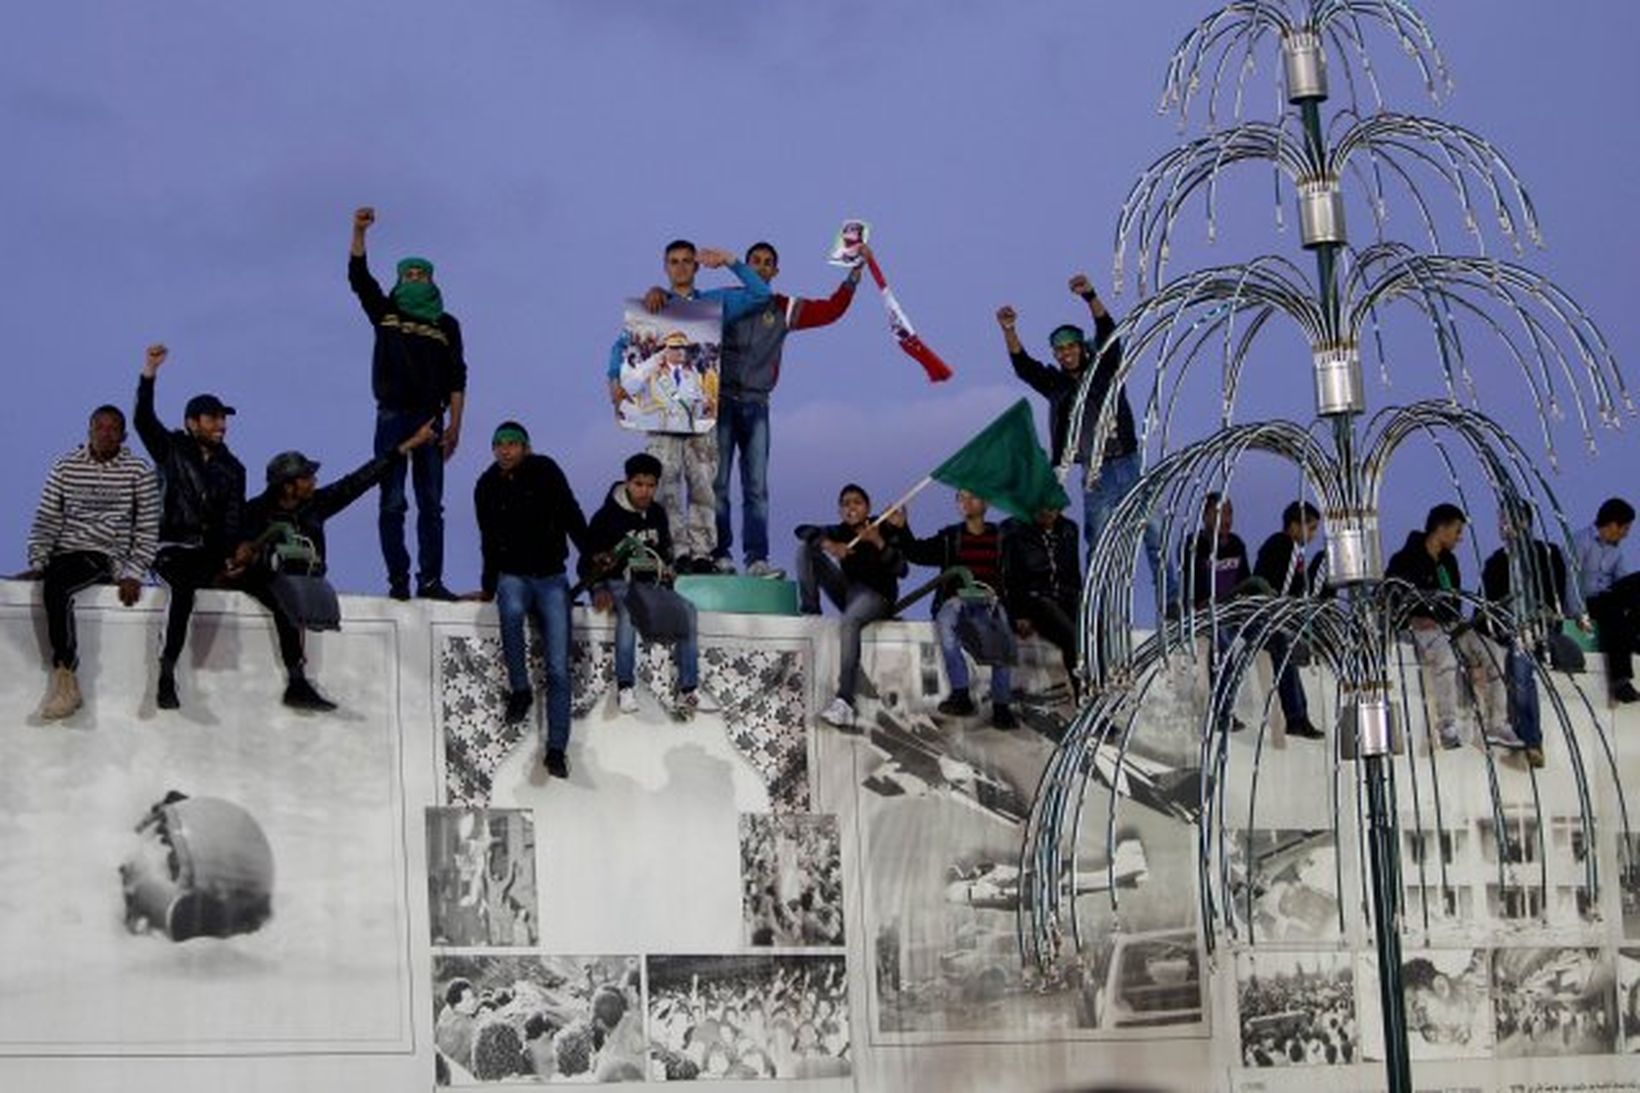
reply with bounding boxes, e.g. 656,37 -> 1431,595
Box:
1385,529 -> 1463,625
580,481 -> 673,579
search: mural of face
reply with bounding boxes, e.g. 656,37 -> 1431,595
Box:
118,793 -> 275,942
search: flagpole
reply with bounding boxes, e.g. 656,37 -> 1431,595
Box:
845,474 -> 933,549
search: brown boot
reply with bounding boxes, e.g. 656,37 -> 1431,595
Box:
61,668 -> 83,716
40,666 -> 79,720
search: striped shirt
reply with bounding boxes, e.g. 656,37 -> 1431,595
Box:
28,445 -> 161,580
954,526 -> 1003,593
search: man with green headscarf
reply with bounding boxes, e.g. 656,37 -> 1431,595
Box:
349,205 -> 468,601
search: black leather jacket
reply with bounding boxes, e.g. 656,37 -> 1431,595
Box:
134,376 -> 246,557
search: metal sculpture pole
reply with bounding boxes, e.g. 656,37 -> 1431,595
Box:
1019,5 -> 1631,1092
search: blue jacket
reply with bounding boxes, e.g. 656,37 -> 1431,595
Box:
606,261 -> 771,379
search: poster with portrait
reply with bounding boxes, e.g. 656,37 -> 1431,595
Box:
827,218 -> 870,267
615,298 -> 721,435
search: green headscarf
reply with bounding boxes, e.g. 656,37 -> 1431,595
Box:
391,257 -> 444,322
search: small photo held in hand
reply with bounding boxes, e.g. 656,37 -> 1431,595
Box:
827,219 -> 870,267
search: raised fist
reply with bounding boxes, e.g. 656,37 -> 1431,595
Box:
1068,273 -> 1094,298
995,305 -> 1018,329
353,207 -> 376,231
144,344 -> 169,375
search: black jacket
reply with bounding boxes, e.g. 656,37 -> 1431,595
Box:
902,521 -> 1006,614
1478,540 -> 1569,639
475,454 -> 587,595
243,453 -> 393,568
1252,532 -> 1308,597
134,376 -> 246,557
1385,530 -> 1463,626
1001,515 -> 1081,615
580,481 -> 673,580
349,254 -> 467,414
1010,311 -> 1136,466
800,520 -> 910,604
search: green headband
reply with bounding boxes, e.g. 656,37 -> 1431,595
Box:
396,257 -> 434,279
1048,324 -> 1085,349
492,426 -> 529,446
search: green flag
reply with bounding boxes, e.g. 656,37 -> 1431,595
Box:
930,399 -> 1069,520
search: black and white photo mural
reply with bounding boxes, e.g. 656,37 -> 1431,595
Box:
426,807 -> 539,949
0,607 -> 414,1055
431,954 -> 645,1084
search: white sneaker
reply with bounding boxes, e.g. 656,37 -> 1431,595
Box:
820,696 -> 855,728
1437,725 -> 1463,751
676,689 -> 699,720
713,556 -> 737,575
617,687 -> 639,714
1484,724 -> 1527,750
746,559 -> 786,579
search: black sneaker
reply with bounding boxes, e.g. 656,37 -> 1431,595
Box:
283,677 -> 338,712
937,691 -> 976,717
991,704 -> 1018,730
156,669 -> 180,711
544,748 -> 569,779
504,689 -> 532,723
1286,717 -> 1325,740
1613,681 -> 1640,704
388,582 -> 411,602
417,581 -> 459,602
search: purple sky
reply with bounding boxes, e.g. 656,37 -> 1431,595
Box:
4,1 -> 1636,597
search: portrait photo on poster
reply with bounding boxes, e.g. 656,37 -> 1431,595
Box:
614,298 -> 721,435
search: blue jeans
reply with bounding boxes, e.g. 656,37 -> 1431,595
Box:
374,408 -> 444,591
795,539 -> 891,703
713,398 -> 771,564
1503,640 -> 1543,748
495,573 -> 571,752
604,579 -> 699,691
1264,633 -> 1309,726
1084,450 -> 1175,603
935,598 -> 1012,703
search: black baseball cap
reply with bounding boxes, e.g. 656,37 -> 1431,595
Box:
265,450 -> 320,486
185,394 -> 236,419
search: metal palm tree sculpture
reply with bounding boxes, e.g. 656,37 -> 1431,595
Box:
1020,3 -> 1630,1088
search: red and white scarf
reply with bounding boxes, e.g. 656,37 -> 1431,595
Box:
864,254 -> 952,383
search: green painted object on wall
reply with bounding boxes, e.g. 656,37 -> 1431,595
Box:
675,576 -> 799,616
